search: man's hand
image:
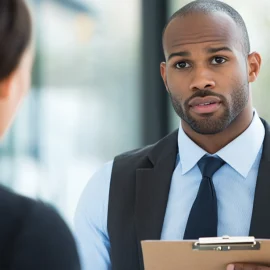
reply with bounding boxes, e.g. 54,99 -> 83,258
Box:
227,264 -> 270,270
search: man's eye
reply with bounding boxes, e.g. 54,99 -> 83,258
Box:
175,62 -> 191,69
212,57 -> 226,65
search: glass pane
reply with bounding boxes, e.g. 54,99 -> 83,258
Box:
0,0 -> 141,225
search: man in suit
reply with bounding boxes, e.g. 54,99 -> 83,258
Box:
75,1 -> 270,269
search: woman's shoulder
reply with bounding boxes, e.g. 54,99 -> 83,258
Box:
0,185 -> 35,221
0,185 -> 70,240
0,184 -> 69,233
0,185 -> 81,270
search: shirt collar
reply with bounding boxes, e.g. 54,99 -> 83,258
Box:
178,110 -> 265,177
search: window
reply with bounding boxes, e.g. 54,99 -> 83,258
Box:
0,0 -> 141,225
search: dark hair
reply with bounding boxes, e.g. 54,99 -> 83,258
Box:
0,0 -> 32,80
163,0 -> 250,56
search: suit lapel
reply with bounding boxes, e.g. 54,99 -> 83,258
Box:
135,130 -> 178,242
134,117 -> 270,259
249,119 -> 270,238
134,119 -> 270,242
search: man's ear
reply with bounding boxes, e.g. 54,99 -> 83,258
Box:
0,73 -> 14,99
160,62 -> 169,91
247,52 -> 261,83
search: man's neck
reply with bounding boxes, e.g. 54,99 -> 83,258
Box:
181,106 -> 254,154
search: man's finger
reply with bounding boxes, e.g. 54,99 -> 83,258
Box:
227,263 -> 270,270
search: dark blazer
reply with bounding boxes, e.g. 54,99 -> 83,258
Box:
0,185 -> 81,270
108,118 -> 270,270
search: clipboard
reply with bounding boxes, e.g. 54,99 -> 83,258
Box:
141,236 -> 270,270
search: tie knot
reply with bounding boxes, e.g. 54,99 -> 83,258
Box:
198,156 -> 224,178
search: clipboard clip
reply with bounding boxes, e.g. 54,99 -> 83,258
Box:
192,236 -> 261,251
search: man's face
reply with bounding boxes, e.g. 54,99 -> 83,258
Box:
161,12 -> 253,134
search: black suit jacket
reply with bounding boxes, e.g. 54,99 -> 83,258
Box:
108,118 -> 270,270
0,186 -> 81,270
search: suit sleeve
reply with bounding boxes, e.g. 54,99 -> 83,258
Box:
9,201 -> 81,270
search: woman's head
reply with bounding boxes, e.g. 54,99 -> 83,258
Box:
0,0 -> 33,138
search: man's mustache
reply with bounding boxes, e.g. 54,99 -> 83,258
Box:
185,90 -> 226,106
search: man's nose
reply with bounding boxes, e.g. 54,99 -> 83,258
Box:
189,67 -> 216,91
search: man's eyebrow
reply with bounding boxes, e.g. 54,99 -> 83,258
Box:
206,46 -> 233,54
167,51 -> 191,61
167,47 -> 233,61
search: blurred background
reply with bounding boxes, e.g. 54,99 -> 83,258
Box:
0,0 -> 269,227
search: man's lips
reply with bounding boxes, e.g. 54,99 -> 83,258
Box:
188,96 -> 221,107
188,96 -> 222,114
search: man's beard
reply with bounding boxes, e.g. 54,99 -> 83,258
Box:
168,84 -> 249,135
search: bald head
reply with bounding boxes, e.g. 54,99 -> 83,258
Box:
162,0 -> 250,57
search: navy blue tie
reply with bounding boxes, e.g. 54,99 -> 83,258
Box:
183,156 -> 224,239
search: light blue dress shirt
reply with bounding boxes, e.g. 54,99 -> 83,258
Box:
74,111 -> 265,270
